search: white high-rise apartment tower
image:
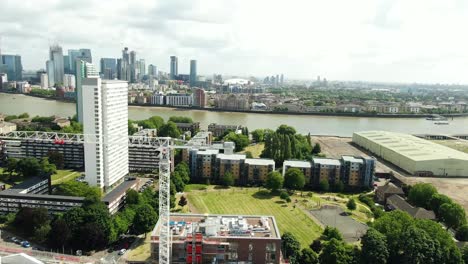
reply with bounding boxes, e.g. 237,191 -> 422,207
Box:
82,78 -> 129,191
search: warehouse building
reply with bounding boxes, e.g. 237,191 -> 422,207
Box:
151,213 -> 281,264
353,131 -> 468,177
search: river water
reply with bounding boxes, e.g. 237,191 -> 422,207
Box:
1,93 -> 467,137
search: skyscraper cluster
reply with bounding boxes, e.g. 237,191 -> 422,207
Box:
169,56 -> 198,87
263,73 -> 284,87
117,47 -> 145,83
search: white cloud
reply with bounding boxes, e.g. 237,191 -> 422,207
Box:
1,0 -> 467,83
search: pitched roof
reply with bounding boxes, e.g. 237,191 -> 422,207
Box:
386,194 -> 436,220
377,182 -> 404,196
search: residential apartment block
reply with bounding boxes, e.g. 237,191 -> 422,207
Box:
283,156 -> 375,189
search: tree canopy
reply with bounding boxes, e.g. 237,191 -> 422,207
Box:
361,228 -> 389,264
223,132 -> 249,152
265,171 -> 284,192
284,168 -> 305,191
408,183 -> 437,208
281,232 -> 301,260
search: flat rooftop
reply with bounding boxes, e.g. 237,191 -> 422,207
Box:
354,131 -> 468,162
151,214 -> 280,242
245,158 -> 275,166
283,160 -> 311,168
216,154 -> 246,161
3,177 -> 48,194
102,179 -> 139,203
342,156 -> 364,163
313,158 -> 341,166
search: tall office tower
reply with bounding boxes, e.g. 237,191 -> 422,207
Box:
270,75 -> 275,86
275,74 -> 279,86
170,56 -> 178,79
1,55 -> 22,81
122,47 -> 129,63
129,51 -> 136,65
189,60 -> 197,86
49,45 -> 64,85
280,74 -> 284,84
139,59 -> 146,76
148,64 -> 157,77
100,58 -> 117,80
133,60 -> 140,83
46,60 -> 55,87
82,78 -> 129,190
76,60 -> 99,123
40,73 -> 48,88
78,49 -> 92,63
68,49 -> 80,74
63,55 -> 70,74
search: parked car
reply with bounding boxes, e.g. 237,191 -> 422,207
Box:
21,241 -> 30,248
118,249 -> 126,255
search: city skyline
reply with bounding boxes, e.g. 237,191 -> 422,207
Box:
1,0 -> 468,84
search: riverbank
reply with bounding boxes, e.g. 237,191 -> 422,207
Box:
3,91 -> 465,118
130,103 -> 468,118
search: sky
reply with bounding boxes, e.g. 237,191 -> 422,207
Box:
1,0 -> 468,83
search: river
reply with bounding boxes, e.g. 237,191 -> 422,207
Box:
1,93 -> 467,137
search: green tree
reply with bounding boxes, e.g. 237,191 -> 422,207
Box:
251,129 -> 265,142
223,132 -> 249,152
284,168 -> 305,192
281,232 -> 301,260
319,238 -> 351,264
56,181 -> 101,200
175,162 -> 191,184
128,120 -> 138,135
245,151 -> 253,158
319,179 -> 330,192
312,143 -> 321,154
361,228 -> 389,264
34,224 -> 51,244
429,193 -> 452,216
178,196 -> 188,207
298,248 -> 319,264
456,225 -> 468,241
265,171 -> 283,192
169,116 -> 193,123
16,157 -> 41,177
133,204 -> 158,236
48,218 -> 72,248
148,116 -> 165,128
400,226 -> 438,263
322,226 -> 343,241
126,189 -> 140,205
221,170 -> 235,187
408,183 -> 437,208
347,198 -> 357,211
171,171 -> 185,192
159,121 -> 181,138
5,158 -> 18,177
40,157 -> 57,176
439,202 -> 467,230
76,222 -> 108,251
47,150 -> 64,169
18,112 -> 29,118
462,246 -> 468,264
14,207 -> 50,236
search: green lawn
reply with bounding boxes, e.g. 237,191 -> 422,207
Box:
187,187 -> 322,248
184,184 -> 208,192
241,143 -> 265,158
51,170 -> 81,185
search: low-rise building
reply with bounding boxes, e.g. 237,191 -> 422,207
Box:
311,158 -> 341,186
283,160 -> 312,183
208,123 -> 243,137
166,94 -> 193,106
336,104 -> 362,113
0,114 -> 17,134
244,159 -> 275,184
375,182 -> 405,203
175,122 -> 200,135
386,194 -> 436,220
150,213 -> 282,264
215,94 -> 250,111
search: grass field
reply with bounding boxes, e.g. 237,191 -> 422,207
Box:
241,143 -> 265,158
432,140 -> 468,153
187,187 -> 322,247
51,170 -> 81,185
125,232 -> 152,262
184,184 -> 208,192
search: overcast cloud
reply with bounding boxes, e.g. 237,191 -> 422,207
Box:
1,0 -> 468,83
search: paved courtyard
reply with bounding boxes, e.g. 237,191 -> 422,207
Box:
309,205 -> 368,242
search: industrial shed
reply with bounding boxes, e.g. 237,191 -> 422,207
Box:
352,131 -> 468,177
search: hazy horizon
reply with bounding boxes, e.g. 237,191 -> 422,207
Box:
2,0 -> 468,84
